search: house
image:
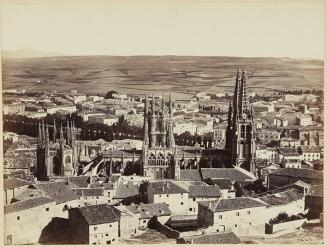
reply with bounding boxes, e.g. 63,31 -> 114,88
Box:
277,148 -> 301,168
176,232 -> 241,244
256,188 -> 305,223
257,128 -> 281,145
72,188 -> 107,206
188,185 -> 222,213
13,182 -> 79,218
256,146 -> 278,163
69,204 -> 119,245
280,137 -> 300,148
113,180 -> 141,204
147,180 -> 189,215
124,202 -> 172,229
268,168 -> 323,189
4,196 -> 56,245
198,197 -> 267,237
299,146 -> 321,162
204,178 -> 235,199
4,178 -> 31,205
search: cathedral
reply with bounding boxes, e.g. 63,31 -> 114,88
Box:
36,69 -> 257,181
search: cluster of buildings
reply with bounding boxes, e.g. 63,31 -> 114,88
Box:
3,69 -> 324,244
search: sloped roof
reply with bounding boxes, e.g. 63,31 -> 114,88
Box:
205,178 -> 233,190
35,182 -> 78,204
201,168 -> 255,182
114,180 -> 140,199
182,232 -> 241,244
75,204 -> 119,225
126,202 -> 172,219
257,188 -> 304,206
189,185 -> 222,198
149,180 -> 188,195
199,197 -> 267,212
270,168 -> 323,181
4,178 -> 31,190
5,196 -> 54,214
68,176 -> 90,188
180,170 -> 202,181
73,188 -> 104,197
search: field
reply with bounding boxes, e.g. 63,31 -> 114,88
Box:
2,55 -> 323,98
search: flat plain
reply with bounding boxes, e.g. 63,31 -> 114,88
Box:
2,56 -> 323,97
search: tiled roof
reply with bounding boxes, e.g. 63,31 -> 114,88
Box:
205,178 -> 233,190
308,184 -> 323,197
114,180 -> 139,199
199,197 -> 267,212
4,178 -> 31,190
74,204 -> 119,225
201,168 -> 256,182
182,232 -> 241,244
73,188 -> 104,197
300,146 -> 321,153
5,196 -> 54,214
270,168 -> 323,181
126,202 -> 172,219
189,185 -> 222,198
35,182 -> 78,204
149,180 -> 189,195
103,182 -> 115,190
180,170 -> 202,181
68,176 -> 90,188
257,189 -> 304,206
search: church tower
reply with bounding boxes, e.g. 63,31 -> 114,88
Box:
142,92 -> 176,179
226,69 -> 256,173
36,120 -> 52,181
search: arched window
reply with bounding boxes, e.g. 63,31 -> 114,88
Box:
65,155 -> 71,164
148,153 -> 156,166
157,153 -> 165,166
241,125 -> 245,138
246,125 -> 251,139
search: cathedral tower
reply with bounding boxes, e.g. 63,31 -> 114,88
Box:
226,69 -> 256,173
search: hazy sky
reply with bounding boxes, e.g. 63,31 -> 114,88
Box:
1,1 -> 325,58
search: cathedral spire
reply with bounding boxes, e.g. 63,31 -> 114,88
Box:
239,69 -> 250,118
38,121 -> 43,146
143,93 -> 149,146
66,119 -> 71,145
169,91 -> 172,116
59,122 -> 64,144
162,91 -> 165,115
53,119 -> 57,143
45,123 -> 49,144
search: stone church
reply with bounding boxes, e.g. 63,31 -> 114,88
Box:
36,69 -> 257,181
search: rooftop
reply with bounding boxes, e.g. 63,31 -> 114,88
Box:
74,204 -> 119,225
35,182 -> 79,204
257,188 -> 304,206
126,202 -> 172,219
181,232 -> 241,244
72,188 -> 104,197
180,170 -> 202,181
4,178 -> 31,190
199,197 -> 267,212
5,196 -> 54,214
189,185 -> 222,198
149,180 -> 189,195
270,168 -> 323,181
205,178 -> 233,190
201,168 -> 256,182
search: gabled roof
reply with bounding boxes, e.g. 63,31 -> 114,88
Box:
199,197 -> 267,212
35,182 -> 78,204
189,185 -> 222,198
74,204 -> 119,225
149,180 -> 188,195
201,168 -> 256,182
182,232 -> 241,244
180,170 -> 202,181
270,168 -> 323,181
4,178 -> 31,190
205,178 -> 233,190
126,202 -> 172,219
5,196 -> 54,214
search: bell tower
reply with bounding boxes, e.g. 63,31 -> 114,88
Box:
226,69 -> 256,173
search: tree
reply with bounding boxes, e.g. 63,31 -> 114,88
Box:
105,90 -> 118,99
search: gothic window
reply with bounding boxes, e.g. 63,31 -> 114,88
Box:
157,153 -> 165,166
166,153 -> 172,163
148,153 -> 156,166
246,126 -> 251,139
241,125 -> 245,138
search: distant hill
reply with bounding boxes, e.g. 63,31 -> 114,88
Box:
1,55 -> 323,97
2,49 -> 69,59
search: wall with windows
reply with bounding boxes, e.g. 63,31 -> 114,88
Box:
89,221 -> 119,245
4,201 -> 56,245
